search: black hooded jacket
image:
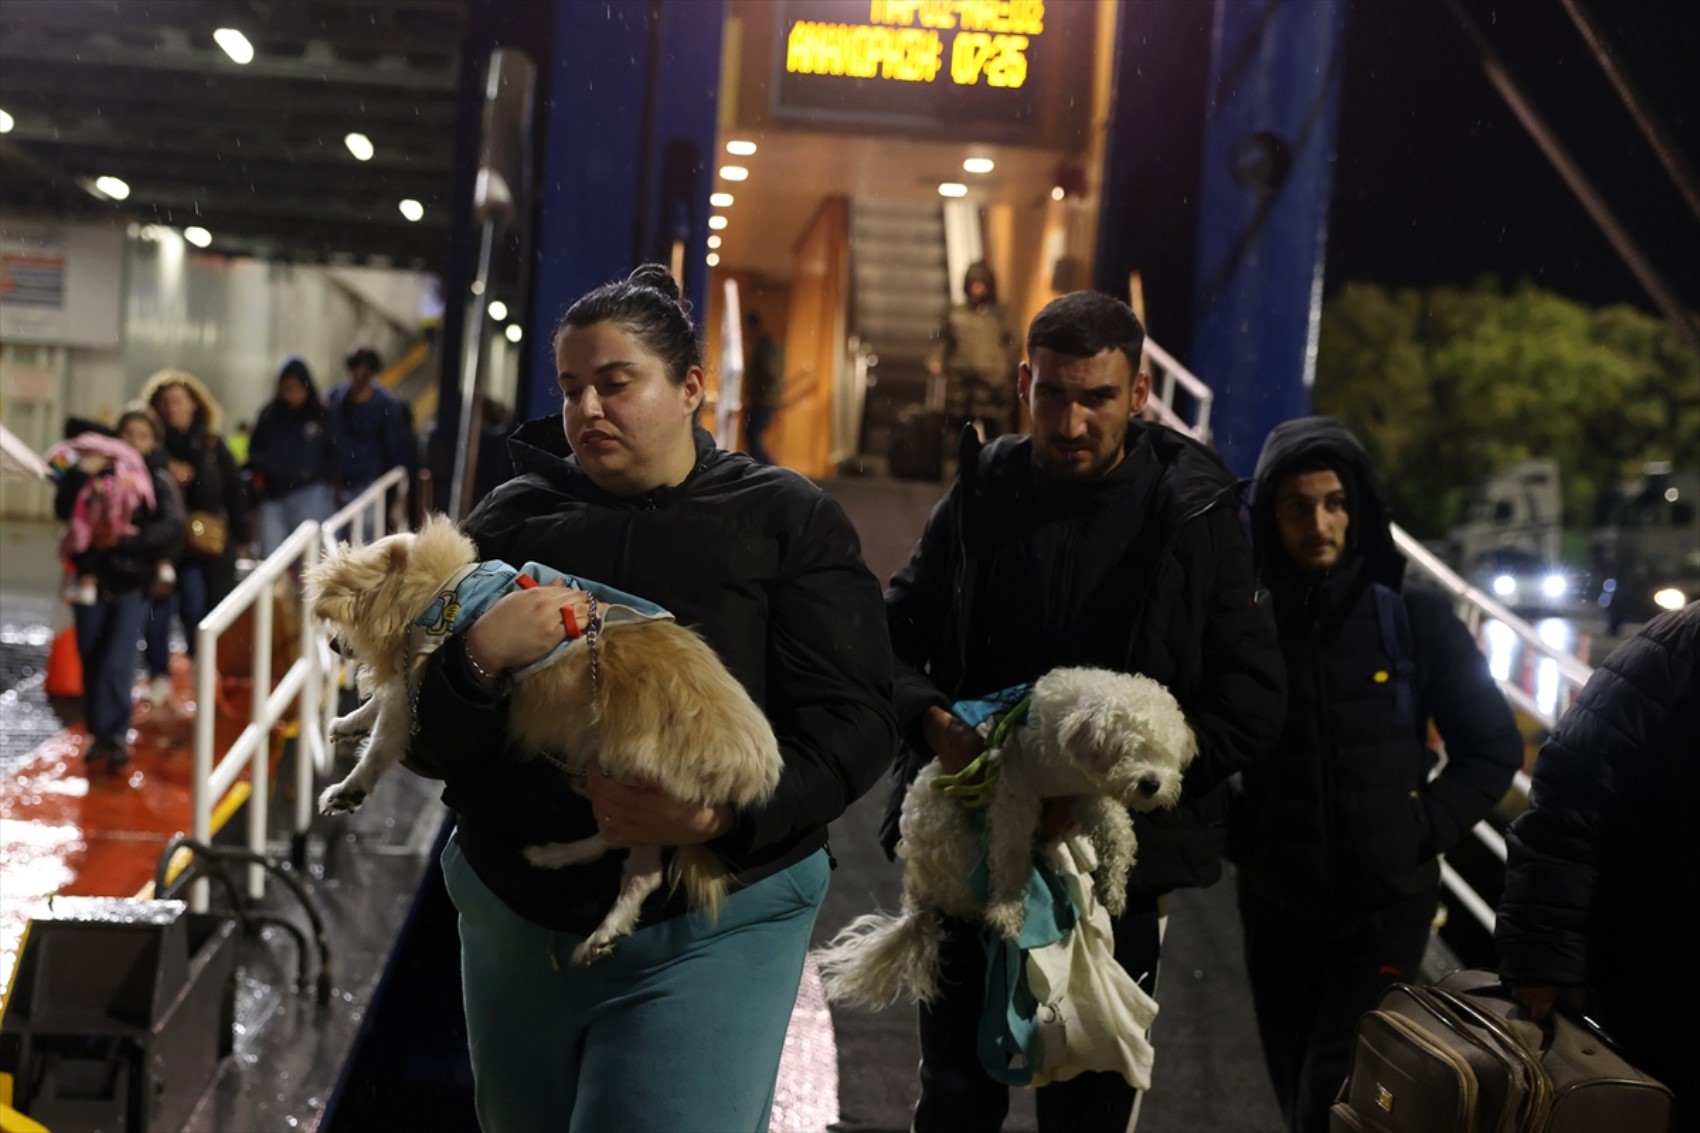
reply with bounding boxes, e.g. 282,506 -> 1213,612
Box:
55,447 -> 185,596
884,420 -> 1286,894
1236,417 -> 1522,910
405,417 -> 898,935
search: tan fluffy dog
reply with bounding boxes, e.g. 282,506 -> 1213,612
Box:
305,515 -> 783,963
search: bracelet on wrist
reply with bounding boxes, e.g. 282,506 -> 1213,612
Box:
463,641 -> 504,686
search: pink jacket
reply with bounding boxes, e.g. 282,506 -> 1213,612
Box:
46,435 -> 158,557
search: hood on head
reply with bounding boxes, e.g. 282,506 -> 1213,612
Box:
1250,416 -> 1402,587
963,261 -> 998,305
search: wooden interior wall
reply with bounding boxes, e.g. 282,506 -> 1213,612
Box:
774,196 -> 848,479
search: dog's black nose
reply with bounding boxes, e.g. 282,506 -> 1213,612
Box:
1137,777 -> 1161,798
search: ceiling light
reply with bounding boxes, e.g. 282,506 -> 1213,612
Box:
708,215 -> 729,230
963,157 -> 994,174
706,252 -> 720,267
710,192 -> 734,208
344,132 -> 375,162
938,182 -> 967,198
470,280 -> 485,295
726,140 -> 757,156
707,235 -> 722,250
214,28 -> 255,65
0,109 -> 14,134
1654,587 -> 1687,611
398,198 -> 424,222
94,175 -> 131,201
487,300 -> 508,321
719,166 -> 749,182
183,226 -> 212,248
505,324 -> 523,344
1492,575 -> 1516,598
1051,186 -> 1066,201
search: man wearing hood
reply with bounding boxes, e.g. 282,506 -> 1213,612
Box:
1237,417 -> 1522,1133
887,290 -> 1285,1132
928,262 -> 1024,439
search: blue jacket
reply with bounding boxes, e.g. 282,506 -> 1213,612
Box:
327,383 -> 415,491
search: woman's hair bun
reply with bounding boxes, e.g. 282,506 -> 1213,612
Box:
626,263 -> 682,303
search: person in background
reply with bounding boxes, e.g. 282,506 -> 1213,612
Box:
927,262 -> 1023,440
248,356 -> 335,557
404,265 -> 896,1132
328,346 -> 415,537
225,419 -> 251,467
1497,603 -> 1697,1131
53,404 -> 184,767
141,369 -> 250,707
742,311 -> 784,466
886,290 -> 1285,1132
1235,417 -> 1522,1133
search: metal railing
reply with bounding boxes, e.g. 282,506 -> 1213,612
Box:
1142,338 -> 1216,442
1143,338 -> 1597,935
187,467 -> 409,912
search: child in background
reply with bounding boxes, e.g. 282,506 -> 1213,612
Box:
49,405 -> 186,768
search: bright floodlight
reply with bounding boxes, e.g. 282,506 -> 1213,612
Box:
0,108 -> 14,134
707,235 -> 722,250
963,157 -> 994,174
487,300 -> 509,321
706,252 -> 721,267
1492,575 -> 1516,598
708,215 -> 729,231
505,324 -> 523,344
214,28 -> 255,65
1654,587 -> 1687,611
183,226 -> 212,248
1541,574 -> 1567,599
726,140 -> 757,156
1051,186 -> 1066,201
398,198 -> 424,222
710,192 -> 734,208
94,175 -> 131,201
719,165 -> 749,182
345,133 -> 375,162
938,182 -> 967,198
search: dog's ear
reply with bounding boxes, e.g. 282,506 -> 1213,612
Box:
303,549 -> 374,630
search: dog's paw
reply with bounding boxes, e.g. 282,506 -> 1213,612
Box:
572,937 -> 616,966
983,899 -> 1026,941
522,839 -> 607,869
317,782 -> 367,815
327,716 -> 367,742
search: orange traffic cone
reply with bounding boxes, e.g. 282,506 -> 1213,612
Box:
45,626 -> 83,699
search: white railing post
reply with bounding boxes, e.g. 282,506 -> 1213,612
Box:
193,622 -> 218,913
296,525 -> 323,842
248,583 -> 273,900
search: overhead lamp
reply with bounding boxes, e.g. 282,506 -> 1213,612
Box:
709,192 -> 734,208
398,198 -> 424,222
706,252 -> 721,267
719,166 -> 749,182
344,132 -> 375,162
0,108 -> 14,134
707,235 -> 722,250
487,300 -> 509,321
505,324 -> 523,344
1492,575 -> 1516,598
1654,587 -> 1687,611
938,182 -> 967,198
94,175 -> 131,201
708,215 -> 729,231
183,226 -> 212,248
726,140 -> 757,156
213,28 -> 255,65
1051,186 -> 1066,201
963,157 -> 994,174
1541,574 -> 1567,599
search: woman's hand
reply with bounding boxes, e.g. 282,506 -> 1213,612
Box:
168,459 -> 195,485
924,704 -> 984,775
79,453 -> 112,474
463,579 -> 592,676
582,762 -> 733,847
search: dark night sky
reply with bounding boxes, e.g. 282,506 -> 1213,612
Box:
1326,0 -> 1700,312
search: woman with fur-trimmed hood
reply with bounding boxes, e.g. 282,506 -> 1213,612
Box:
139,369 -> 251,703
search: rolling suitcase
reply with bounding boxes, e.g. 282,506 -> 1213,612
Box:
1331,969 -> 1673,1133
888,408 -> 945,482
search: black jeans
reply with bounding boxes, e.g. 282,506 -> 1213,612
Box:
1237,884 -> 1435,1133
914,894 -> 1162,1133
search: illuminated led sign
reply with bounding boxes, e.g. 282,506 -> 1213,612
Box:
773,0 -> 1075,135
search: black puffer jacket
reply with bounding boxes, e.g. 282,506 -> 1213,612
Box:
1236,417 -> 1522,910
54,449 -> 185,596
161,425 -> 251,549
406,418 -> 898,935
1497,605 -> 1698,1009
884,420 -> 1286,893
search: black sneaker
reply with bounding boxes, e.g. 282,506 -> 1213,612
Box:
87,738 -> 131,769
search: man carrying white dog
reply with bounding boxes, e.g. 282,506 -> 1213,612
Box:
884,290 -> 1286,1132
1234,417 -> 1522,1133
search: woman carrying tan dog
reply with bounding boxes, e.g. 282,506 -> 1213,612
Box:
405,264 -> 898,1133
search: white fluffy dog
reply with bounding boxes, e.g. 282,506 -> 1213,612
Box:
814,666 -> 1197,1007
305,515 -> 783,963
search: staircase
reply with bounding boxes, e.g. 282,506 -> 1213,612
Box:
848,199 -> 951,458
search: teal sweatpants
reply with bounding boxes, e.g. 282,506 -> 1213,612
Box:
442,834 -> 830,1133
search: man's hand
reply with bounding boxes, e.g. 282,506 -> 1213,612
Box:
1509,984 -> 1585,1022
923,704 -> 984,775
463,579 -> 591,677
581,763 -> 733,847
